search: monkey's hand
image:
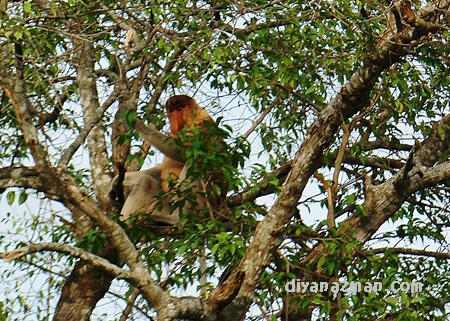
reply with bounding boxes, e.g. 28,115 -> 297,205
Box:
134,118 -> 184,162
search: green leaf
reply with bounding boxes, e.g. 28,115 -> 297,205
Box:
178,244 -> 188,254
24,1 -> 32,13
6,191 -> 15,205
305,85 -> 315,95
18,192 -> 28,205
14,30 -> 23,40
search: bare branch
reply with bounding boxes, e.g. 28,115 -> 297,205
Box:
242,102 -> 276,140
36,87 -> 75,126
1,42 -> 50,172
119,288 -> 140,321
0,242 -> 132,279
226,162 -> 292,207
364,247 -> 450,259
59,83 -> 123,167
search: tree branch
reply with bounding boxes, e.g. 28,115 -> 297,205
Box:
1,42 -> 51,172
58,81 -> 123,167
302,115 -> 450,267
363,247 -> 450,259
0,240 -> 216,320
213,1 -> 450,316
0,242 -> 132,279
38,87 -> 76,126
0,166 -> 61,198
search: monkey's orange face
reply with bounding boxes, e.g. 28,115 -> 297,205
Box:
165,95 -> 196,135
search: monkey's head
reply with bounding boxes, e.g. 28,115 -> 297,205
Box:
165,95 -> 199,135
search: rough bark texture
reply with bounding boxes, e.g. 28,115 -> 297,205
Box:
53,261 -> 116,320
212,1 -> 450,319
52,38 -> 117,321
1,1 -> 449,320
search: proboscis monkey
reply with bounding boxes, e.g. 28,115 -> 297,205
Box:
158,94 -> 214,192
109,95 -> 223,226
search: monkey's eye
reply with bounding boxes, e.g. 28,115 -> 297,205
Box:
166,104 -> 184,113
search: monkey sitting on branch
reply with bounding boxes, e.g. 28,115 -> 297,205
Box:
109,95 -> 228,227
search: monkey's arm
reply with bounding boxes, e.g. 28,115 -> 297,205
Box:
134,118 -> 185,163
131,167 -> 162,181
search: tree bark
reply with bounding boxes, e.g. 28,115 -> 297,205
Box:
53,257 -> 116,320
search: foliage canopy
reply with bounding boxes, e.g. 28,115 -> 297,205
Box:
1,0 -> 450,320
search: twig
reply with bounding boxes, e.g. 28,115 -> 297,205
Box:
119,287 -> 140,321
59,83 -> 124,167
242,102 -> 275,140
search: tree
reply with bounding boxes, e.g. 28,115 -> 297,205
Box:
1,0 -> 450,320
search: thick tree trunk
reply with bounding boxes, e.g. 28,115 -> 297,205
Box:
53,260 -> 115,321
52,28 -> 119,321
